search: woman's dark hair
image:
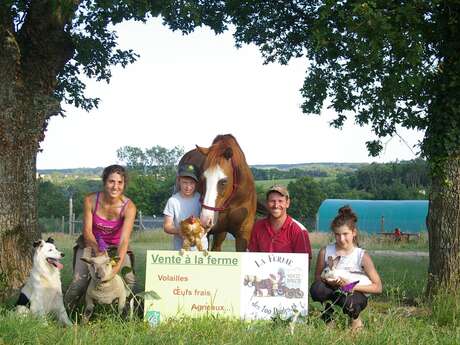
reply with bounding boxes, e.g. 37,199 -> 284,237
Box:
331,205 -> 359,245
102,165 -> 128,186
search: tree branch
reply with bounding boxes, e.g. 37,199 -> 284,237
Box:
17,0 -> 81,93
0,2 -> 14,33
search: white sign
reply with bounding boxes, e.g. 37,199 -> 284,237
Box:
144,251 -> 309,324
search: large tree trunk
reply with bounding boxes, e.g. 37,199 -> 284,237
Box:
425,1 -> 460,296
427,157 -> 460,295
0,22 -> 34,300
0,146 -> 40,299
0,27 -> 44,298
0,6 -> 70,299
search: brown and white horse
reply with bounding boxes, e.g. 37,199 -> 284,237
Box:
178,134 -> 257,252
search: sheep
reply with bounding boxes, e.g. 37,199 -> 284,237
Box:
80,253 -> 127,322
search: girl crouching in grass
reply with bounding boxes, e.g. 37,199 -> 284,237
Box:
310,206 -> 382,331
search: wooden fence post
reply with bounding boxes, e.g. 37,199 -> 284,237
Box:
68,196 -> 73,235
138,210 -> 143,230
72,213 -> 76,235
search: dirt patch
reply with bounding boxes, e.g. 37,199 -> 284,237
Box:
370,250 -> 428,257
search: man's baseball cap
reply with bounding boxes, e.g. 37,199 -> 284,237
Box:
266,185 -> 289,198
178,164 -> 199,182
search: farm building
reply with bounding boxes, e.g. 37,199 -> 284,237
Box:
316,199 -> 429,234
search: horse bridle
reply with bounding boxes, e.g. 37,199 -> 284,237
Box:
201,158 -> 239,212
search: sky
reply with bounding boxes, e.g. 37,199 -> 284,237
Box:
37,18 -> 424,170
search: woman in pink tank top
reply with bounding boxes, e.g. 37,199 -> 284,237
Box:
91,191 -> 130,247
64,165 -> 137,311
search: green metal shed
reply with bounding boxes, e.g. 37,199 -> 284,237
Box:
316,199 -> 428,233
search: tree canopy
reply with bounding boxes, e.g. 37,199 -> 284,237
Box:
226,0 -> 459,160
2,0 -> 228,115
3,1 -> 458,156
117,145 -> 184,177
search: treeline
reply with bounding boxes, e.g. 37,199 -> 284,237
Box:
251,167 -> 329,179
38,174 -> 175,221
38,144 -> 184,228
38,167 -> 103,176
287,159 -> 429,228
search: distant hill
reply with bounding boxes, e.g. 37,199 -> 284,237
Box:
38,167 -> 104,175
38,162 -> 367,175
37,163 -> 368,184
251,162 -> 368,171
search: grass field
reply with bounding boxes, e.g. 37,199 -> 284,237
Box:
52,230 -> 429,291
254,176 -> 337,190
255,179 -> 297,189
1,231 -> 458,345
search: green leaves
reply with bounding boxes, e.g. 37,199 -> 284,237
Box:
124,173 -> 175,216
161,1 -> 227,34
287,177 -> 326,228
121,266 -> 133,276
116,144 -> 184,178
366,140 -> 383,158
7,0 -> 460,163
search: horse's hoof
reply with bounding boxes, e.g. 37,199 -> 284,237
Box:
203,250 -> 208,256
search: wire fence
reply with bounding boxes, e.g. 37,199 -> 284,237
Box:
39,212 -> 316,234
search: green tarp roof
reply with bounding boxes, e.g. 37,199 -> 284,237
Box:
317,199 -> 428,233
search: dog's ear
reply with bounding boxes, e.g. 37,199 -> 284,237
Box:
33,240 -> 42,248
80,257 -> 92,264
45,237 -> 54,244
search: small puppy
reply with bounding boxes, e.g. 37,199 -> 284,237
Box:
180,216 -> 207,255
16,238 -> 72,326
80,253 -> 127,322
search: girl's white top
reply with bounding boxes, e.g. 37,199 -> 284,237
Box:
323,243 -> 372,287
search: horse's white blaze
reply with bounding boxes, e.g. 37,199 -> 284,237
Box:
200,164 -> 227,228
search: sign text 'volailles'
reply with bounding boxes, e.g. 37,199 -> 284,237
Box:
150,253 -> 239,266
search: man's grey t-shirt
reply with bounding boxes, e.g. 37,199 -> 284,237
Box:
163,192 -> 208,250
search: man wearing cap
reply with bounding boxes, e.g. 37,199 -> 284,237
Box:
248,185 -> 312,258
163,164 -> 208,251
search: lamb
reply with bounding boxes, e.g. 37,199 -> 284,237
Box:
80,253 -> 127,322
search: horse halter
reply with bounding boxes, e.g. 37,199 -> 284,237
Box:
201,158 -> 239,212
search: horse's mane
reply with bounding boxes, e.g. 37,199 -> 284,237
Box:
205,134 -> 249,169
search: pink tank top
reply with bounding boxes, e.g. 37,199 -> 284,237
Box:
92,192 -> 130,246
